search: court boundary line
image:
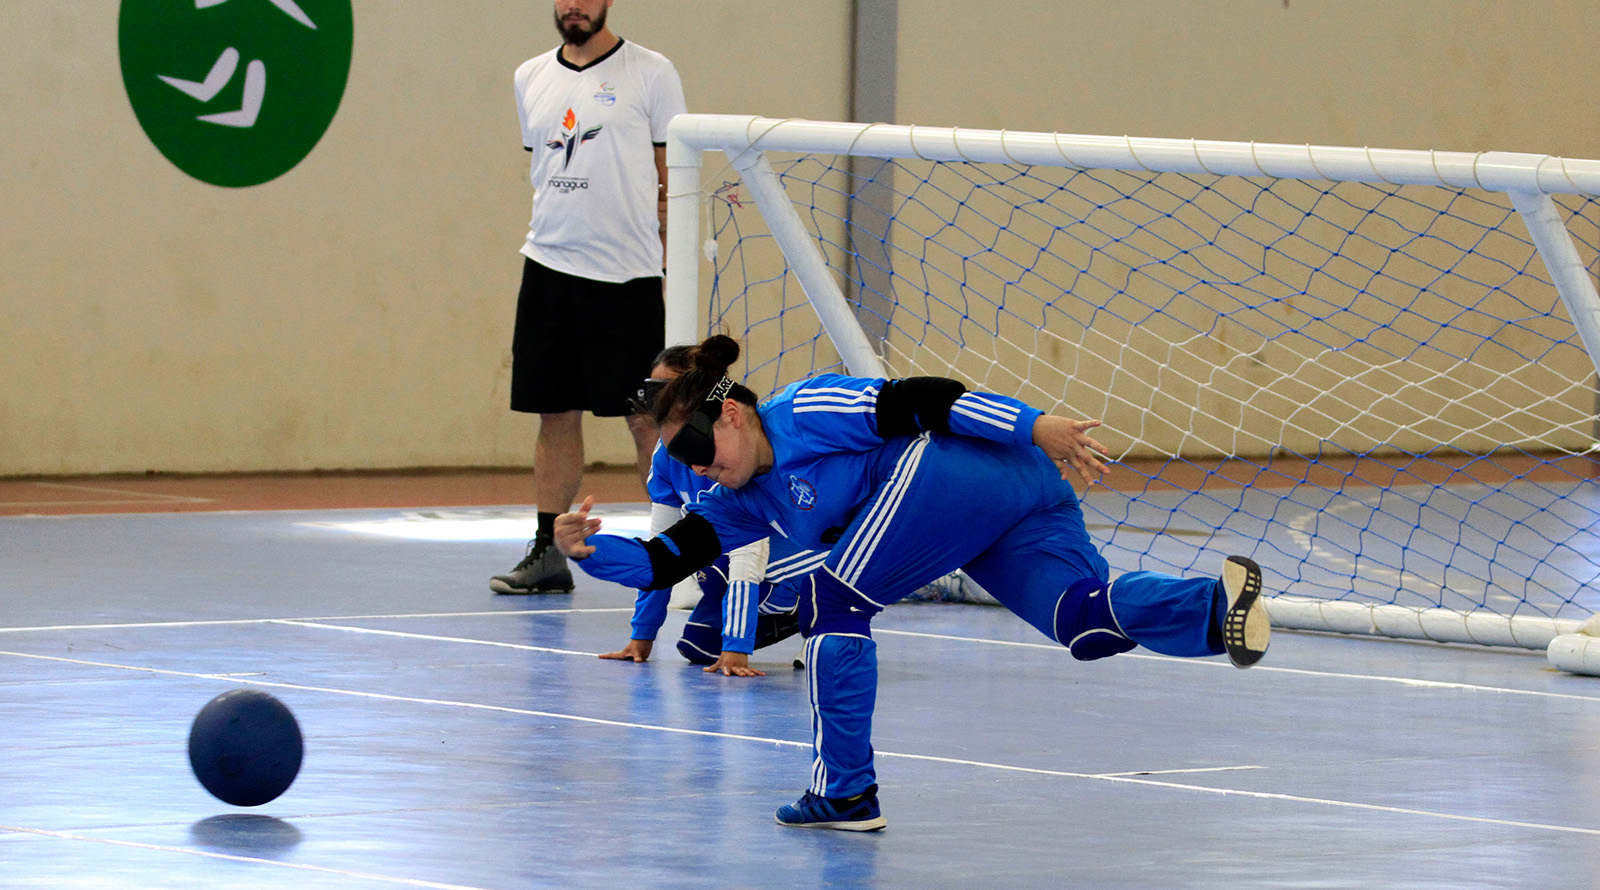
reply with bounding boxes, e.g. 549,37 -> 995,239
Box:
5,647 -> 1600,838
0,823 -> 492,890
0,608 -> 632,634
873,629 -> 1600,703
274,620 -> 600,657
3,610 -> 1595,704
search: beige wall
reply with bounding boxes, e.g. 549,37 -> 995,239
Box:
898,0 -> 1600,158
0,1 -> 850,475
3,0 -> 1595,476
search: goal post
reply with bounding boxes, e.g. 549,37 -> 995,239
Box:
664,114 -> 1600,669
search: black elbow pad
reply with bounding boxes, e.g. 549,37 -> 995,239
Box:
642,512 -> 723,589
875,376 -> 969,437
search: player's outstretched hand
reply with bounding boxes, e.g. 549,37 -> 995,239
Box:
600,638 -> 653,663
704,651 -> 765,677
554,495 -> 603,559
1032,415 -> 1112,486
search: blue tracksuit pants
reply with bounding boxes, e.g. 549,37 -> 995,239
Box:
798,434 -> 1226,798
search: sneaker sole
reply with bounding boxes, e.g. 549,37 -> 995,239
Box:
774,815 -> 886,831
1221,556 -> 1269,668
488,580 -> 574,595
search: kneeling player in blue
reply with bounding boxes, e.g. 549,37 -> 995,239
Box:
554,335 -> 1271,831
598,348 -> 821,676
602,436 -> 818,676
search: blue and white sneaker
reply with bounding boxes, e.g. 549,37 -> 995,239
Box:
1221,556 -> 1269,668
775,786 -> 886,831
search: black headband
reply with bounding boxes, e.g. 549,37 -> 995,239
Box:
665,376 -> 734,467
703,375 -> 734,406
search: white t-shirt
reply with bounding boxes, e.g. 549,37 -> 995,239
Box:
514,39 -> 686,283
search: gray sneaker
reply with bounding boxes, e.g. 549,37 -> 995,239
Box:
489,537 -> 574,595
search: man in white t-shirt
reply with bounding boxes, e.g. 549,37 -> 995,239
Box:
491,0 -> 687,595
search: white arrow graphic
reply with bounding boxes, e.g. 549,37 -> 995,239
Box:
196,59 -> 265,127
156,46 -> 240,101
195,0 -> 317,29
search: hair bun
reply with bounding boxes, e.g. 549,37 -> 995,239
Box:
694,334 -> 741,376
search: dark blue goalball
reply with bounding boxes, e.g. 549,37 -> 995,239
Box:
188,689 -> 303,807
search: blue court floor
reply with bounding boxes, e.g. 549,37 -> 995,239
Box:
5,504 -> 1600,888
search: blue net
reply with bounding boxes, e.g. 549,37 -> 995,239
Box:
705,155 -> 1600,621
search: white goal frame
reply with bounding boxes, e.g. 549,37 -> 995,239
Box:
663,114 -> 1600,670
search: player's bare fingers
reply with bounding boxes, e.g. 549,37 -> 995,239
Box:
1066,452 -> 1100,486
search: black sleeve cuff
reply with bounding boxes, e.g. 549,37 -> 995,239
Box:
641,512 -> 723,589
874,377 -> 969,438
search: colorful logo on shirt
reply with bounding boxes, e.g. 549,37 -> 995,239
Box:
593,81 -> 617,106
788,476 -> 817,511
546,107 -> 601,170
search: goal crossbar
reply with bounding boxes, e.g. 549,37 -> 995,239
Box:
668,115 -> 1600,367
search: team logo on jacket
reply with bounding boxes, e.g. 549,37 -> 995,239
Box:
788,475 -> 817,510
546,107 -> 601,170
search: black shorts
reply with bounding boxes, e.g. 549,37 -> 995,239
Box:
510,257 -> 665,417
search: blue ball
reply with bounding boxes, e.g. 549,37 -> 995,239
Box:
188,689 -> 303,807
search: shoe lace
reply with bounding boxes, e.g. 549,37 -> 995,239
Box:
511,536 -> 552,571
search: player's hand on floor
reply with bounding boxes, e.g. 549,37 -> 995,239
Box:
704,651 -> 765,677
600,638 -> 653,663
1031,415 -> 1112,486
554,495 -> 603,559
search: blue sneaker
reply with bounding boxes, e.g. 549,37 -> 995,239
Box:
1221,556 -> 1269,668
775,786 -> 886,831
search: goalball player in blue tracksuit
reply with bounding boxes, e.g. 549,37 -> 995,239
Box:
554,335 -> 1271,831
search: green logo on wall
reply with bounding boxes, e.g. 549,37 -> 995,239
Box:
119,0 -> 353,188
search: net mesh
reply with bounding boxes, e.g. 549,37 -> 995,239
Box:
703,155 -> 1600,620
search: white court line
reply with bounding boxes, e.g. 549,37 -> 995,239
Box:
5,647 -> 1600,838
0,649 -> 807,748
875,628 -> 1600,704
877,749 -> 1600,836
274,620 -> 600,657
6,610 -> 1595,704
0,824 -> 490,890
0,608 -> 632,634
1097,764 -> 1265,777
